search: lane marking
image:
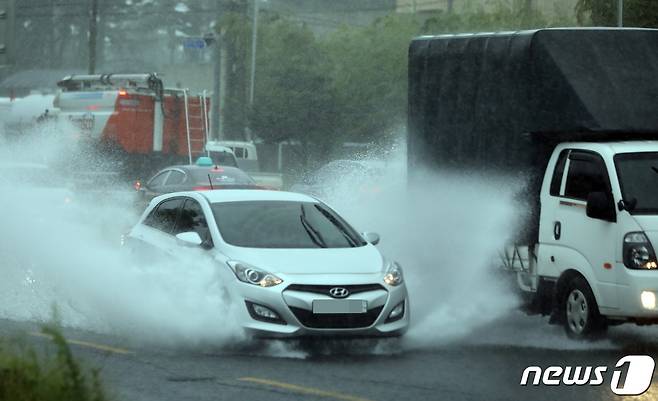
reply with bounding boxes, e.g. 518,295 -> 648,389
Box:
29,332 -> 135,355
238,377 -> 375,401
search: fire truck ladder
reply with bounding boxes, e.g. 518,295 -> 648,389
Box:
183,90 -> 209,164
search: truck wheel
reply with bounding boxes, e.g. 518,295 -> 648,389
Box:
563,276 -> 607,339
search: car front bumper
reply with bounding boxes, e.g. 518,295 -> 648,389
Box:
231,275 -> 409,338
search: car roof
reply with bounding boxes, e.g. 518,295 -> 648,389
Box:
167,165 -> 245,173
198,189 -> 317,204
555,141 -> 658,157
204,142 -> 234,153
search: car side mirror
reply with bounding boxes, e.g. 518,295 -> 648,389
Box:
176,231 -> 203,247
586,192 -> 616,222
362,232 -> 380,245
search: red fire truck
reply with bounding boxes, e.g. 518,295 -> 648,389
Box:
54,73 -> 210,177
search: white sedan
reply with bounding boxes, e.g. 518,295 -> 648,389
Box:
126,190 -> 409,337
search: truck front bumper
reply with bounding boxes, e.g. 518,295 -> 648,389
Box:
609,267 -> 658,320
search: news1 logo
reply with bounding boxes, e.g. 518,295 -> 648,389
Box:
520,355 -> 656,396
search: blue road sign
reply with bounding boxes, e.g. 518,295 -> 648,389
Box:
183,38 -> 206,49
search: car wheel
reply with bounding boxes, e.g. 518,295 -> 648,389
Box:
563,276 -> 607,339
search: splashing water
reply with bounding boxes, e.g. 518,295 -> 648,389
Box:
0,124 -> 243,347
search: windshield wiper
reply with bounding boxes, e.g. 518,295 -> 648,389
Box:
314,205 -> 358,247
300,205 -> 327,248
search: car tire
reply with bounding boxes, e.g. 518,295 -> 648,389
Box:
562,276 -> 607,339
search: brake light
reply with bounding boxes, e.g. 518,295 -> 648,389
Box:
118,89 -> 127,96
211,166 -> 224,172
193,186 -> 213,191
133,180 -> 141,191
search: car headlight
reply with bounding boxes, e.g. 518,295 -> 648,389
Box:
623,232 -> 658,270
227,261 -> 283,287
384,261 -> 404,286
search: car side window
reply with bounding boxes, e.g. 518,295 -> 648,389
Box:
549,150 -> 569,197
175,199 -> 213,248
165,170 -> 185,186
148,171 -> 169,188
564,152 -> 610,201
143,198 -> 184,233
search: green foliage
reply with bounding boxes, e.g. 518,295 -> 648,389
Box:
249,1 -> 579,165
218,5 -> 252,138
250,17 -> 339,160
0,326 -> 107,401
576,0 -> 658,27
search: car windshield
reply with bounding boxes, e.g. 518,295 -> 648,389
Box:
211,201 -> 366,248
189,168 -> 255,186
614,152 -> 658,214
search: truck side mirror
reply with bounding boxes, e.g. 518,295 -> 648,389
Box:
586,192 -> 616,222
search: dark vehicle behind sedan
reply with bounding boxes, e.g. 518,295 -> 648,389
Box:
136,163 -> 261,207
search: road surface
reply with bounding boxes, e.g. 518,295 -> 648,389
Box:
2,313 -> 657,401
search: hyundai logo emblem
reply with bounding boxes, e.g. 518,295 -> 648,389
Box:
329,287 -> 350,298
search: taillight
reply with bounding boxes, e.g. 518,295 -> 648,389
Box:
193,186 -> 213,191
133,180 -> 141,191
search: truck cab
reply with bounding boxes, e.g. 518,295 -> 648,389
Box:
533,141 -> 658,337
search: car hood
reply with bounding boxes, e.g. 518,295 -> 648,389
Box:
221,244 -> 384,275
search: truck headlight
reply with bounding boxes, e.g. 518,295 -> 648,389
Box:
384,261 -> 404,286
623,232 -> 658,270
227,261 -> 283,287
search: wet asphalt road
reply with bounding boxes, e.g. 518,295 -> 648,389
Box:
3,314 -> 658,401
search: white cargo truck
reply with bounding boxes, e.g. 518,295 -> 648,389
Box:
408,28 -> 658,338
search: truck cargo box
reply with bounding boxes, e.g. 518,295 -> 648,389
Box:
408,28 -> 658,174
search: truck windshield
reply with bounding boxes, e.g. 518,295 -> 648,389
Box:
614,152 -> 658,214
208,151 -> 238,168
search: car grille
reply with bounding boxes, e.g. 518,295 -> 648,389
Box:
285,284 -> 385,297
288,306 -> 384,329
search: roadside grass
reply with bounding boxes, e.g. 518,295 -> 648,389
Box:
0,325 -> 108,401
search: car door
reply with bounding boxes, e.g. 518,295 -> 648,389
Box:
553,150 -> 618,308
162,169 -> 187,193
173,198 -> 214,250
131,197 -> 185,261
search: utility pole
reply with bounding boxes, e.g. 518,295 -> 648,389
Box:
447,0 -> 453,13
617,0 -> 624,27
88,0 -> 99,74
246,0 -> 259,141
0,0 -> 15,72
211,1 -> 223,141
249,0 -> 258,107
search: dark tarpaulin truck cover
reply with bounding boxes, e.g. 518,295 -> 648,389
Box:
408,28 -> 658,173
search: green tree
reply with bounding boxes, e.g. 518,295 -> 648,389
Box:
218,0 -> 251,139
576,0 -> 658,27
249,1 -> 578,169
322,14 -> 419,145
320,1 -> 574,150
250,17 -> 338,166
